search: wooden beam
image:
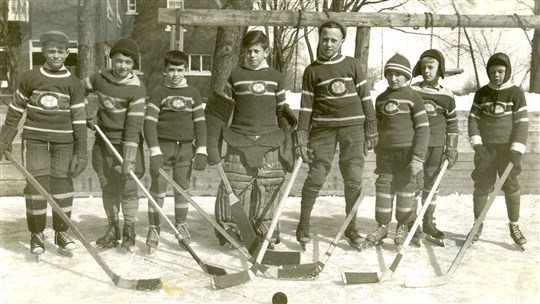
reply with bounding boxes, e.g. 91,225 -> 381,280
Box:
158,9 -> 540,29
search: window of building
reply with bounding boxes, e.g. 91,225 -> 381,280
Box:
126,0 -> 137,15
187,54 -> 212,76
0,47 -> 10,89
165,0 -> 183,32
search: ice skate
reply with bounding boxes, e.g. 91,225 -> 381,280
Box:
423,215 -> 445,247
55,231 -> 77,257
344,226 -> 367,251
471,223 -> 483,244
30,232 -> 45,262
96,221 -> 120,249
366,224 -> 387,246
408,222 -> 424,248
296,221 -> 311,251
121,223 -> 136,251
509,222 -> 526,251
394,223 -> 408,248
146,225 -> 160,254
175,222 -> 191,250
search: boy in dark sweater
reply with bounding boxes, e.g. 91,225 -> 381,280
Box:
468,52 -> 528,248
293,19 -> 378,250
410,49 -> 459,246
0,31 -> 87,257
82,38 -> 146,250
366,53 -> 429,247
143,50 -> 207,253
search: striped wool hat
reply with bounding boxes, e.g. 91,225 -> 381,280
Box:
384,53 -> 412,80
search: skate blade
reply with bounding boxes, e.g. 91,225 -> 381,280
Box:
410,238 -> 422,248
148,246 -> 157,255
32,250 -> 43,262
347,238 -> 367,251
299,242 -> 309,251
57,247 -> 73,258
515,244 -> 525,251
425,235 -> 445,247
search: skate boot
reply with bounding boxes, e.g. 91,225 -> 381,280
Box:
394,223 -> 408,247
146,225 -> 160,254
121,223 -> 136,250
509,222 -> 527,251
344,226 -> 366,251
176,222 -> 191,249
55,231 -> 77,257
423,215 -> 446,247
366,224 -> 387,245
471,223 -> 483,244
30,232 -> 45,261
408,222 -> 424,248
96,221 -> 121,248
296,220 -> 311,251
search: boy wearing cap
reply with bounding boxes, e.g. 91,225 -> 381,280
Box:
366,53 -> 429,247
293,19 -> 377,250
82,38 -> 146,250
0,30 -> 87,257
468,52 -> 528,250
409,49 -> 459,247
143,50 -> 207,253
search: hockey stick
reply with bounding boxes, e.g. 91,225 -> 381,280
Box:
94,126 -> 227,277
342,160 -> 449,284
405,162 -> 513,288
4,151 -> 161,290
211,157 -> 303,289
278,190 -> 367,279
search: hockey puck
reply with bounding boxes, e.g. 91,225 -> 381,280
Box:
272,292 -> 288,304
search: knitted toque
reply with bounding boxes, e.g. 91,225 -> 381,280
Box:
487,52 -> 512,84
40,30 -> 69,45
319,18 -> 347,39
384,53 -> 412,80
110,38 -> 139,65
413,49 -> 446,79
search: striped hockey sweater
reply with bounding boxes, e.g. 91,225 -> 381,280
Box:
83,70 -> 146,146
411,82 -> 459,147
376,86 -> 430,159
468,82 -> 528,154
224,65 -> 286,136
298,54 -> 375,130
6,66 -> 86,143
144,80 -> 206,155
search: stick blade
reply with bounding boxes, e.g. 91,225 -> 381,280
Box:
278,263 -> 319,279
211,270 -> 252,289
404,275 -> 449,288
202,262 -> 228,276
262,250 -> 301,266
114,274 -> 162,290
341,271 -> 380,284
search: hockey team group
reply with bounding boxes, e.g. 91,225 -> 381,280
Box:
0,17 -> 529,276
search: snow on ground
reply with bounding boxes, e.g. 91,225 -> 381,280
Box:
1,193 -> 538,304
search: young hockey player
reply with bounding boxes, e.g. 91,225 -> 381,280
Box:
366,53 -> 429,247
468,52 -> 528,250
143,50 -> 207,253
293,19 -> 378,250
410,49 -> 459,247
205,30 -> 296,248
0,31 -> 87,258
83,38 -> 146,250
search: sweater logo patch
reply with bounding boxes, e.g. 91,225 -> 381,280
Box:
249,81 -> 267,95
424,100 -> 438,116
37,93 -> 59,110
487,101 -> 506,117
102,96 -> 117,110
383,99 -> 400,115
328,79 -> 347,97
167,96 -> 187,111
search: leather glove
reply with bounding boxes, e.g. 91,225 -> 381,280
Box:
223,222 -> 243,242
409,155 -> 424,178
193,153 -> 207,171
364,120 -> 379,152
293,129 -> 314,164
149,154 -> 164,179
69,140 -> 88,178
0,125 -> 18,159
122,144 -> 138,175
86,118 -> 96,130
252,218 -> 268,237
444,133 -> 459,169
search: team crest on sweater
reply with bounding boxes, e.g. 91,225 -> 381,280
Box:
423,100 -> 438,116
249,81 -> 267,96
328,79 -> 347,97
166,96 -> 187,111
37,92 -> 60,110
102,96 -> 118,111
487,101 -> 507,117
383,99 -> 400,115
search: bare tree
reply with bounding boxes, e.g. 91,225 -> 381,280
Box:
77,0 -> 100,79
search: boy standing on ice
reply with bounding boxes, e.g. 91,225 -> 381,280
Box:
143,50 -> 207,253
0,31 -> 87,257
82,38 -> 146,250
366,53 -> 429,247
410,49 -> 459,247
293,19 -> 378,250
468,52 -> 528,250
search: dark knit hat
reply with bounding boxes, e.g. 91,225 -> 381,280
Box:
384,53 -> 412,80
110,38 -> 139,65
487,52 -> 512,84
40,30 -> 69,45
319,18 -> 347,39
413,49 -> 446,79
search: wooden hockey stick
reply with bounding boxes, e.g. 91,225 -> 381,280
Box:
278,190 -> 367,279
5,151 -> 161,290
95,126 -> 227,277
211,157 -> 303,289
405,162 -> 513,288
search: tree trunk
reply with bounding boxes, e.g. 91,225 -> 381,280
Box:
354,27 -> 370,75
77,0 -> 98,79
210,0 -> 253,93
530,0 -> 540,93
